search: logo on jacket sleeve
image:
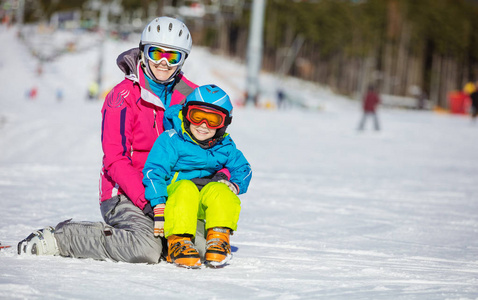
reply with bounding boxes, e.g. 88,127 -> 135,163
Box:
107,89 -> 129,108
166,129 -> 177,137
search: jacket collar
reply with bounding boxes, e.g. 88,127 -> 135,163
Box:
117,47 -> 166,110
137,64 -> 166,110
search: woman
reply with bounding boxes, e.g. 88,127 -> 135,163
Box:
17,17 -> 200,264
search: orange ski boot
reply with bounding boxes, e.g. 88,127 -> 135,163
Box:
167,235 -> 201,269
205,227 -> 232,268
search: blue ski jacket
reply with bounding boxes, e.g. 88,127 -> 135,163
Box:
143,104 -> 252,207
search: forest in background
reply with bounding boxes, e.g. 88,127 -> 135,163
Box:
200,0 -> 478,108
12,0 -> 478,108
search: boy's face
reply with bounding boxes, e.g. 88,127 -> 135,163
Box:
189,123 -> 216,141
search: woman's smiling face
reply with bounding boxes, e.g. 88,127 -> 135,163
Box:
148,59 -> 177,82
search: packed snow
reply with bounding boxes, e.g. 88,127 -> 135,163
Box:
1,25 -> 478,299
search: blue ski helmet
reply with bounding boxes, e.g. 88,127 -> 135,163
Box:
183,84 -> 233,126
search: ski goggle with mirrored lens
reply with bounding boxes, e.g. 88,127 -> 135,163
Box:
145,45 -> 184,66
186,105 -> 228,129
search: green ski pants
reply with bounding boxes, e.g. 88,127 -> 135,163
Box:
164,180 -> 241,238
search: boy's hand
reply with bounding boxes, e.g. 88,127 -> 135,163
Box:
218,179 -> 239,195
153,204 -> 165,237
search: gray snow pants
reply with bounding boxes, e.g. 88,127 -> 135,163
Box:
357,112 -> 380,131
53,195 -> 206,264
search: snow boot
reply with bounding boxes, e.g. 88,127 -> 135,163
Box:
166,235 -> 201,268
205,227 -> 232,268
17,226 -> 60,256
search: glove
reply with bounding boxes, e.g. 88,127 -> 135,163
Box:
218,179 -> 239,195
153,204 -> 166,237
211,171 -> 229,182
142,202 -> 154,219
191,171 -> 230,191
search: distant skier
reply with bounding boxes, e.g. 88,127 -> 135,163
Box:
87,81 -> 98,100
470,81 -> 478,122
357,84 -> 381,131
143,84 -> 252,268
26,86 -> 38,100
277,88 -> 286,109
17,17 -> 212,264
56,88 -> 63,102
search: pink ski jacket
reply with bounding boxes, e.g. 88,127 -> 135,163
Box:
99,48 -> 198,210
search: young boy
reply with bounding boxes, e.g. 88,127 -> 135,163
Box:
143,84 -> 252,268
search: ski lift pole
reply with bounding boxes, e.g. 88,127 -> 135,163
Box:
96,4 -> 109,99
16,0 -> 25,32
245,0 -> 266,106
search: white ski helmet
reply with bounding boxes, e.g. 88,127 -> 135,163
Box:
140,17 -> 192,55
140,17 -> 192,83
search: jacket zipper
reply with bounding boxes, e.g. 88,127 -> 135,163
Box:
153,89 -> 168,137
153,110 -> 159,136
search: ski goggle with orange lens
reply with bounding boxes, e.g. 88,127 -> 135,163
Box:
145,45 -> 184,66
186,105 -> 227,129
